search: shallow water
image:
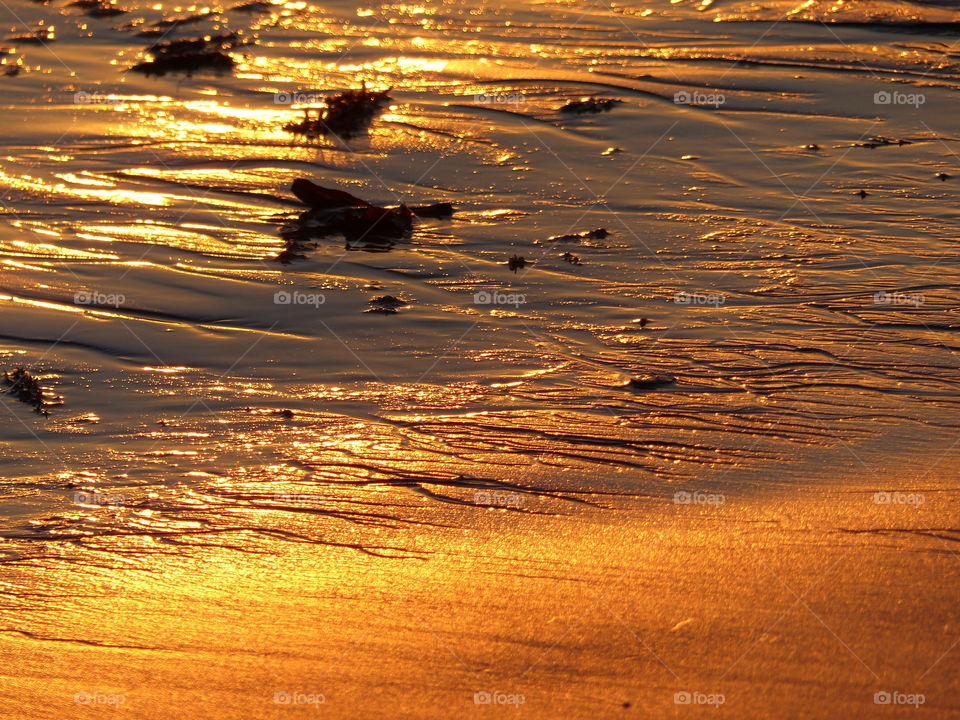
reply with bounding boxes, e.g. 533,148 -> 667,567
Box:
0,0 -> 958,714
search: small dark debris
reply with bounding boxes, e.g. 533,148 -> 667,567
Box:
632,317 -> 648,328
507,254 -> 528,273
409,202 -> 454,218
547,228 -> 609,243
855,136 -> 912,149
8,26 -> 55,44
561,252 -> 582,265
231,0 -> 273,10
623,374 -> 674,391
936,172 -> 951,182
602,146 -> 623,156
559,97 -> 623,114
858,189 -> 868,199
130,49 -> 235,77
802,144 -> 820,150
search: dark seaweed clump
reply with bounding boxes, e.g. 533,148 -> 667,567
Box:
3,368 -> 57,414
547,228 -> 609,243
283,85 -> 392,139
854,136 -> 912,149
280,204 -> 413,255
366,295 -> 409,314
277,179 -> 452,258
129,33 -> 241,76
507,254 -> 529,273
559,97 -> 622,114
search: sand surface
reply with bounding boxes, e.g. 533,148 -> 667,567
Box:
0,0 -> 958,715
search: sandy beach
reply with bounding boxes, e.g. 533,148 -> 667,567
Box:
2,433 -> 957,718
1,0 -> 958,715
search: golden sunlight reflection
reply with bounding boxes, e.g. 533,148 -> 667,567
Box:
2,1 -> 958,717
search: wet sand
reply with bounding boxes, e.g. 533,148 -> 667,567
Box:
1,0 -> 960,715
1,436 -> 957,718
